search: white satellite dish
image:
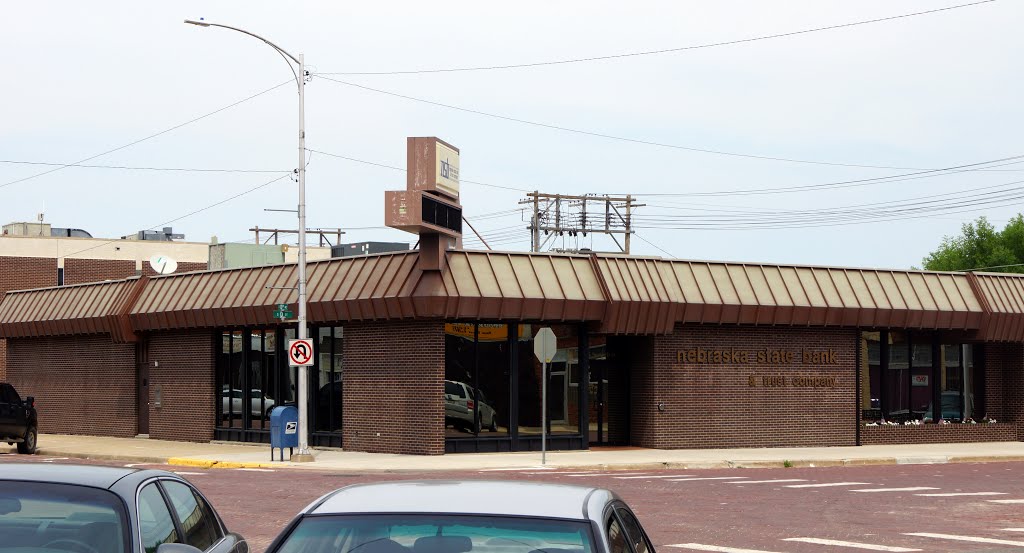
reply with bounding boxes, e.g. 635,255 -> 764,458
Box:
149,255 -> 179,275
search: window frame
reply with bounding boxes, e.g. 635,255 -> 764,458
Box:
136,477 -> 228,553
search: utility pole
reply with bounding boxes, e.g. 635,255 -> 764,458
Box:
520,192 -> 643,254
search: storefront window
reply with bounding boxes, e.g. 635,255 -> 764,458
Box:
939,344 -> 963,421
443,323 -> 511,437
517,324 -> 580,436
860,332 -> 881,422
909,334 -> 933,420
887,331 -> 911,420
314,327 -> 343,433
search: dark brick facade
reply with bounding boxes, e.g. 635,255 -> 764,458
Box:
984,342 -> 1024,440
6,335 -> 136,437
146,331 -> 215,442
633,324 -> 858,449
860,423 -> 1017,444
343,320 -> 445,455
0,256 -> 57,380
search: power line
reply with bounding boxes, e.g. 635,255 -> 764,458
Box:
318,1 -> 995,75
0,160 -> 289,174
634,233 -> 676,258
316,75 -> 1013,172
0,80 -> 292,190
303,146 -> 528,192
59,173 -> 292,259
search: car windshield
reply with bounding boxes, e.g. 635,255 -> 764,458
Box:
0,481 -> 129,553
275,514 -> 596,553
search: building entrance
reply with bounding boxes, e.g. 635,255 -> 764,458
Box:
588,336 -> 632,446
214,326 -> 342,447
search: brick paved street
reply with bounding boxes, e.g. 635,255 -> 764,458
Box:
4,452 -> 1024,552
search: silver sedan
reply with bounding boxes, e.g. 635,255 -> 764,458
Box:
265,480 -> 654,553
0,464 -> 247,553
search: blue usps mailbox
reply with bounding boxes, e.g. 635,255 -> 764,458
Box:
270,405 -> 299,461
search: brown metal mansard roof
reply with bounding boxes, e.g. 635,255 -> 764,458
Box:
0,250 -> 1019,340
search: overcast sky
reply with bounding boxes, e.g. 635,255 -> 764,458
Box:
2,1 -> 1021,269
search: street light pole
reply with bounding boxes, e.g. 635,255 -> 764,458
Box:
185,19 -> 314,461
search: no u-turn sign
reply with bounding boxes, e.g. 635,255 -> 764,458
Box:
288,339 -> 314,367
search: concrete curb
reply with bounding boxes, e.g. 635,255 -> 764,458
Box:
29,448 -> 1024,473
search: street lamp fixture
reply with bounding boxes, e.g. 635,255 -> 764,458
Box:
184,18 -> 313,462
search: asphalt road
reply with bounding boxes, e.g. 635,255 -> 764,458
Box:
3,452 -> 1024,553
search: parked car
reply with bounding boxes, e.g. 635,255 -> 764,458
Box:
0,382 -> 37,454
264,480 -> 655,553
444,380 -> 498,432
0,464 -> 247,553
220,387 -> 276,419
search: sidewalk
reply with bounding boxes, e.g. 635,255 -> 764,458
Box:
19,434 -> 1024,472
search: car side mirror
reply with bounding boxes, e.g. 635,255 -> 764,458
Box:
156,544 -> 203,553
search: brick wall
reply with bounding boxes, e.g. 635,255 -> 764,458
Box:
64,258 -> 136,285
984,343 -> 1024,440
861,423 -> 1017,444
343,320 -> 445,455
0,256 -> 57,380
6,335 -> 136,437
634,324 -> 858,449
146,331 -> 215,442
142,261 -> 206,277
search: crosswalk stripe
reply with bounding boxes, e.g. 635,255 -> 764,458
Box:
667,477 -> 749,482
786,482 -> 871,488
905,532 -> 1024,547
567,472 -> 651,477
914,492 -> 1006,497
727,479 -> 807,484
1002,529 -> 1024,532
783,537 -> 920,551
851,487 -> 939,493
171,471 -> 207,476
616,474 -> 694,479
666,543 -> 784,553
988,499 -> 1024,504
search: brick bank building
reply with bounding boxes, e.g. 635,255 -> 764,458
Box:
2,247 -> 1023,455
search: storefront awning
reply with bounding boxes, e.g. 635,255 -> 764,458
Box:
969,272 -> 1024,341
0,250 -> 1010,339
0,277 -> 142,341
596,257 -> 984,334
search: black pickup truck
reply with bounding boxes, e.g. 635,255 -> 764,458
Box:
0,382 -> 37,454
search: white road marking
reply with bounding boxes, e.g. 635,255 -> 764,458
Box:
905,532 -> 1024,547
988,499 -> 1024,504
567,472 -> 651,477
786,482 -> 871,488
616,474 -> 693,479
727,479 -> 807,484
783,537 -> 920,551
123,463 -> 149,468
478,467 -> 554,472
915,492 -> 1006,497
41,457 -> 69,462
171,471 -> 207,476
667,477 -> 749,482
236,468 -> 275,472
851,487 -> 939,493
666,544 -> 784,553
1002,529 -> 1024,532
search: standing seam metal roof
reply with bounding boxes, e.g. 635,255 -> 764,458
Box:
0,251 -> 1016,339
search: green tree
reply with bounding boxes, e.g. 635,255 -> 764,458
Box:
922,216 -> 1023,272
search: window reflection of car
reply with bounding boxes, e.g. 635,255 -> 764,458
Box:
220,387 -> 276,419
924,390 -> 966,421
444,380 -> 498,432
